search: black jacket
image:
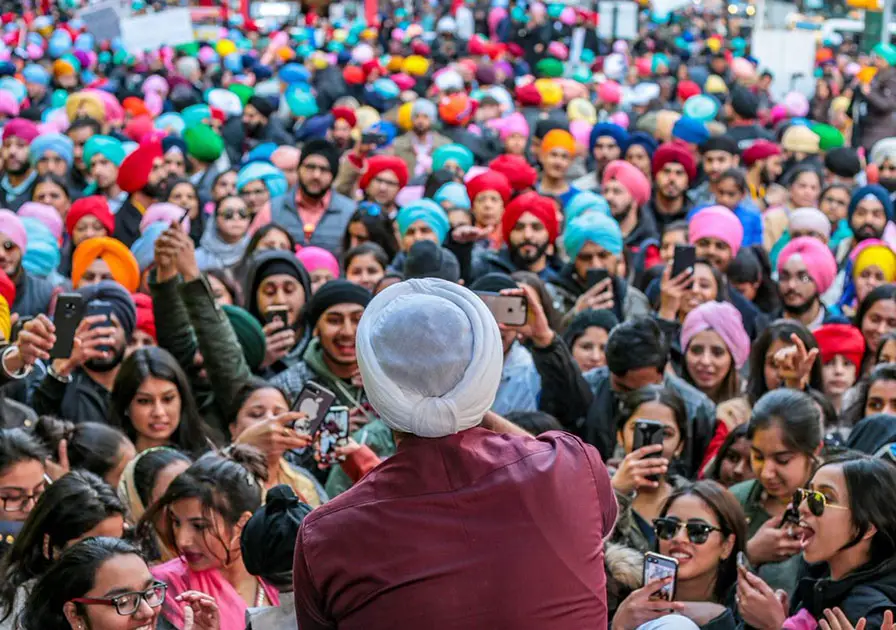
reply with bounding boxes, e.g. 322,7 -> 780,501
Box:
790,557 -> 896,628
113,197 -> 144,248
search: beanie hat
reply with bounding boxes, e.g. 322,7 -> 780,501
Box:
222,304 -> 267,372
306,280 -> 371,329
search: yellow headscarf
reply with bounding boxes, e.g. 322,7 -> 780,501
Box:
854,244 -> 896,282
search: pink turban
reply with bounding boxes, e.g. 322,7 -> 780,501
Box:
296,246 -> 339,278
570,120 -> 592,149
18,202 -> 63,242
0,209 -> 27,252
140,203 -> 191,234
777,236 -> 838,295
598,81 -> 622,105
271,146 -> 300,172
0,91 -> 19,117
494,112 -> 530,140
681,301 -> 751,369
688,206 -> 743,257
602,160 -> 650,206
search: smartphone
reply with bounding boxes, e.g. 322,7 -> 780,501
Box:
670,244 -> 696,279
632,419 -> 666,482
317,405 -> 350,463
585,267 -> 611,291
780,503 -> 801,529
291,382 -> 337,437
86,299 -> 115,354
263,305 -> 290,329
50,293 -> 86,359
361,131 -> 386,145
737,551 -> 755,573
476,292 -> 528,326
643,552 -> 678,602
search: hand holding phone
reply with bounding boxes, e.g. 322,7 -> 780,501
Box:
49,294 -> 85,359
576,270 -> 614,313
263,305 -> 290,329
476,292 -> 528,326
292,382 -> 337,437
643,552 -> 678,602
670,244 -> 696,279
316,406 -> 350,465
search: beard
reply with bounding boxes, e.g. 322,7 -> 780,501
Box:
854,223 -> 884,241
299,177 -> 328,200
141,180 -> 165,200
880,178 -> 896,193
780,290 -> 818,316
510,240 -> 550,267
86,343 -> 126,373
5,159 -> 28,176
245,122 -> 264,139
759,164 -> 775,186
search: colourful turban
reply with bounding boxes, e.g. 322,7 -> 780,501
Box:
132,292 -> 156,341
466,170 -> 512,205
65,92 -> 105,124
396,199 -> 451,243
563,211 -> 623,258
565,191 -> 612,226
814,323 -> 865,370
502,192 -> 558,246
117,139 -> 163,194
66,196 -> 115,238
789,207 -> 831,239
854,243 -> 896,283
0,209 -> 26,252
812,123 -> 844,152
653,142 -> 697,182
742,140 -> 781,167
781,125 -> 820,154
438,93 -> 474,127
777,236 -> 838,295
493,112 -> 530,140
602,160 -> 651,206
433,182 -> 470,210
0,91 -> 19,118
271,146 -> 300,173
139,203 -> 190,235
183,124 -> 223,163
433,144 -> 474,173
83,135 -> 125,167
488,154 -> 537,193
2,118 -> 39,143
589,122 -> 628,152
236,162 -> 288,198
18,202 -> 63,242
296,246 -> 340,278
688,206 -> 743,258
71,236 -> 140,293
680,301 -> 751,369
849,184 -> 894,222
30,133 -> 74,168
359,155 -> 409,191
20,218 -> 60,278
541,129 -> 576,156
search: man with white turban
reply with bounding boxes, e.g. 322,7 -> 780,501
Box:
293,278 -> 617,629
393,98 -> 451,177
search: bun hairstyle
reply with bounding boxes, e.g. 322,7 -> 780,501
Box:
32,416 -> 129,483
139,445 -> 268,565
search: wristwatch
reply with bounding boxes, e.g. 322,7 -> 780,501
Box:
47,363 -> 73,384
0,345 -> 32,380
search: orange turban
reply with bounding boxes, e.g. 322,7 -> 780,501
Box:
71,237 -> 140,293
541,129 -> 576,156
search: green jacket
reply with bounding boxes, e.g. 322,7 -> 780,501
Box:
730,479 -> 802,596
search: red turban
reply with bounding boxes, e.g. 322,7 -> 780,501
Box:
66,195 -> 115,238
2,118 -> 39,143
358,155 -> 409,191
466,169 -> 512,205
0,268 -> 14,307
343,66 -> 365,85
502,191 -> 559,246
515,84 -> 542,107
676,80 -> 701,102
360,59 -> 382,78
124,115 -> 154,142
122,96 -> 150,118
603,160 -> 651,206
742,140 -> 781,167
117,139 -> 163,194
653,142 -> 697,182
132,292 -> 157,341
814,323 -> 865,370
332,106 -> 357,128
489,154 -> 537,192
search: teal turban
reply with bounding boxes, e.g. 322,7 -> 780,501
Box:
563,212 -> 623,259
564,191 -> 612,227
236,161 -> 288,198
83,135 -> 126,167
396,199 -> 451,244
432,143 -> 474,174
30,133 -> 73,168
20,217 -> 60,278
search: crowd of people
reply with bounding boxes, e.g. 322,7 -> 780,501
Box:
1,0 -> 896,628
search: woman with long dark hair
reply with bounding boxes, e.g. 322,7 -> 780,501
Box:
745,320 -> 824,404
855,284 -> 896,373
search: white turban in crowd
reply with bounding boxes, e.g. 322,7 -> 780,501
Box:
789,207 -> 832,239
356,278 -> 503,438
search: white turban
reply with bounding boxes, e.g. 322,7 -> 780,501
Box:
356,278 -> 503,438
789,207 -> 831,239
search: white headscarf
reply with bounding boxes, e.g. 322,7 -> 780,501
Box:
356,278 -> 503,438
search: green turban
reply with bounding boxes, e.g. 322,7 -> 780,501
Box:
432,143 -> 474,174
873,43 -> 896,67
184,124 -> 224,164
536,58 -> 564,79
83,135 -> 125,167
811,123 -> 844,152
229,83 -> 255,107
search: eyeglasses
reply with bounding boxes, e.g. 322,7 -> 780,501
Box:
653,517 -> 722,544
71,582 -> 167,616
220,208 -> 250,220
372,175 -> 400,189
0,492 -> 42,512
793,488 -> 850,517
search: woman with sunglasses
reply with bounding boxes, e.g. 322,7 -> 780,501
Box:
19,536 -> 220,630
737,455 -> 896,629
195,196 -> 254,272
612,480 -> 747,629
0,471 -> 126,630
730,388 -> 823,596
610,385 -> 689,553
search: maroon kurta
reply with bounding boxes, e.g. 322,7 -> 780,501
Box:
293,427 -> 618,629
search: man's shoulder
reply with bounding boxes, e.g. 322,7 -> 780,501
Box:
328,191 -> 356,214
664,372 -> 715,411
268,360 -> 316,394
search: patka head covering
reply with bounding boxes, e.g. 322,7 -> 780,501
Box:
356,278 -> 503,438
777,236 -> 838,294
680,301 -> 751,369
813,323 -> 865,371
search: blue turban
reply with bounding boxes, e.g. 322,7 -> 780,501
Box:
849,184 -> 894,222
237,161 -> 288,198
130,221 -> 166,273
589,123 -> 629,152
672,117 -> 710,145
294,114 -> 333,143
564,212 -> 624,258
564,191 -> 612,226
396,199 -> 451,244
20,217 -> 60,277
624,131 -> 659,157
246,142 -> 278,164
433,182 -> 471,210
83,135 -> 126,167
23,64 -> 50,86
432,143 -> 474,173
30,133 -> 73,168
161,136 -> 187,156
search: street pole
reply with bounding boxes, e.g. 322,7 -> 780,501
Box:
882,0 -> 893,44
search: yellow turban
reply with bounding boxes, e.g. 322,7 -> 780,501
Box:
704,75 -> 728,95
534,79 -> 562,108
403,55 -> 430,77
541,129 -> 576,156
567,97 -> 597,124
0,294 -> 9,342
397,101 -> 414,132
66,92 -> 106,124
386,56 -> 404,73
72,237 -> 140,293
854,244 -> 896,283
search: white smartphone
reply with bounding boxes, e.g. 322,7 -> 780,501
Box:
475,292 -> 528,326
643,552 -> 678,602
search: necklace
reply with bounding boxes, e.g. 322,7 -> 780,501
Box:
254,577 -> 266,607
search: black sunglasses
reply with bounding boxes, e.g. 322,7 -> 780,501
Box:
220,208 -> 250,220
793,488 -> 849,518
653,517 -> 722,544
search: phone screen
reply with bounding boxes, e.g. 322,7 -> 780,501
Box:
643,553 -> 678,602
264,306 -> 290,329
671,245 -> 696,278
317,406 -> 349,463
586,268 -> 611,290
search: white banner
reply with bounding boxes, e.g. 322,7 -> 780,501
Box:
120,8 -> 195,53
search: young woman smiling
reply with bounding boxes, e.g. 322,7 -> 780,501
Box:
612,480 -> 747,630
730,389 -> 823,595
737,456 -> 896,629
841,363 -> 896,427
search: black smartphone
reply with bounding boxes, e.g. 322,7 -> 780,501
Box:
632,419 -> 666,482
87,299 -> 115,354
291,382 -> 337,437
50,293 -> 86,359
643,552 -> 678,602
317,405 -> 350,463
263,305 -> 290,329
670,244 -> 697,279
475,292 -> 528,326
361,131 -> 386,146
586,267 -> 611,291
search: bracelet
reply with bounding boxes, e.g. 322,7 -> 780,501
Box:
0,345 -> 32,380
47,363 -> 73,384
